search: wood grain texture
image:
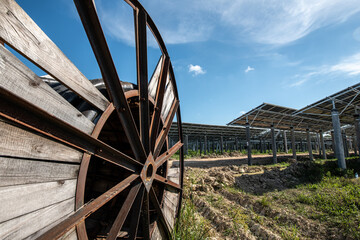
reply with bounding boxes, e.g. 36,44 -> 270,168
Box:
0,119 -> 83,162
57,228 -> 78,240
27,214 -> 77,240
0,0 -> 109,111
161,76 -> 174,120
0,157 -> 79,187
163,191 -> 179,228
148,56 -> 163,100
0,179 -> 76,223
0,198 -> 75,240
0,45 -> 95,134
151,225 -> 161,240
162,167 -> 180,229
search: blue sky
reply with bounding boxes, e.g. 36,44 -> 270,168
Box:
17,0 -> 360,125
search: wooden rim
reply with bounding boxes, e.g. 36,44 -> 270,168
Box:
0,0 -> 183,239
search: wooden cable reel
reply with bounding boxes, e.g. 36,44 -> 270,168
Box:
0,0 -> 184,239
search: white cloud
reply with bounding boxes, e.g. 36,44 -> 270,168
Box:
95,0 -> 360,46
330,53 -> 360,76
188,64 -> 206,76
239,111 -> 246,115
218,0 -> 360,45
245,66 -> 255,73
289,52 -> 360,87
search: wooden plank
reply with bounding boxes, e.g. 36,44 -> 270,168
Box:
0,45 -> 95,134
162,167 -> 180,229
0,198 -> 75,240
0,157 -> 79,187
57,228 -> 78,240
0,0 -> 109,111
0,119 -> 83,162
163,191 -> 179,228
148,56 -> 163,100
168,167 -> 180,184
151,225 -> 161,240
58,228 -> 78,240
0,179 -> 76,223
28,217 -> 77,240
161,77 -> 174,120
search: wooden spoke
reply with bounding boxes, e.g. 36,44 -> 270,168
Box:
141,192 -> 151,240
106,181 -> 142,240
0,90 -> 141,172
134,8 -> 150,155
149,187 -> 172,239
74,0 -> 146,162
154,174 -> 182,192
36,174 -> 139,240
0,44 -> 95,135
0,0 -> 109,111
153,100 -> 179,159
155,141 -> 183,168
128,186 -> 145,240
150,56 -> 170,152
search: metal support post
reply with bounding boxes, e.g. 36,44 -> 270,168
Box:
290,127 -> 296,160
331,131 -> 336,154
271,125 -> 277,164
199,139 -> 202,156
353,136 -> 358,155
220,136 -> 223,154
331,106 -> 346,169
306,129 -> 314,160
342,130 -> 349,157
316,133 -> 321,155
184,134 -> 188,155
204,135 -> 207,155
354,114 -> 360,157
320,130 -> 326,159
246,122 -> 252,165
283,131 -> 288,154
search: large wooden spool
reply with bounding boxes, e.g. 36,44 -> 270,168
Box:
0,0 -> 184,239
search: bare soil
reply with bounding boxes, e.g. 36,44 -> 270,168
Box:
183,158 -> 359,240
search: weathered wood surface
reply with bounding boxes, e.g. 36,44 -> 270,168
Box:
162,167 -> 180,230
0,119 -> 83,162
0,0 -> 109,111
0,45 -> 95,134
26,209 -> 77,240
57,228 -> 78,240
148,56 -> 163,100
0,157 -> 79,187
151,225 -> 161,240
161,77 -> 174,120
168,167 -> 180,184
0,179 -> 76,223
163,190 -> 179,228
0,198 -> 75,240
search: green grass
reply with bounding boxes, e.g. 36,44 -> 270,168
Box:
172,198 -> 212,240
267,159 -> 360,239
293,176 -> 360,238
222,158 -> 360,239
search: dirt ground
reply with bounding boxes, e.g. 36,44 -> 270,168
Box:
181,157 -> 359,240
171,152 -> 311,168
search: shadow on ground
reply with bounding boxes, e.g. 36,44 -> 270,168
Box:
234,158 -> 360,195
